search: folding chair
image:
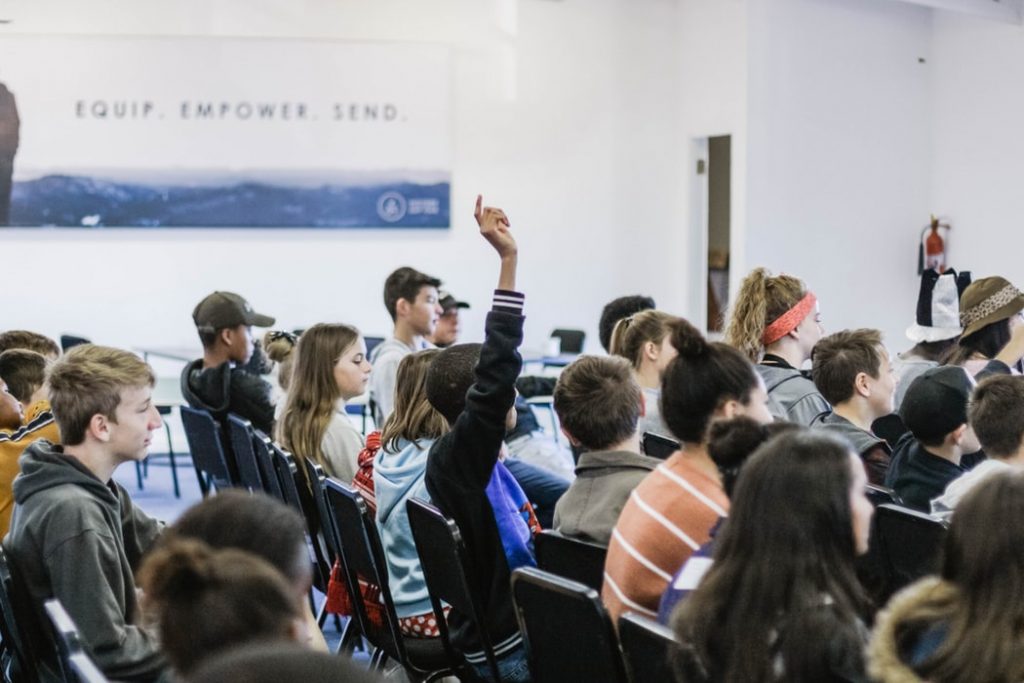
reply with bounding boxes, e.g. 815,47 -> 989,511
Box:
270,445 -> 332,600
875,504 -> 948,594
642,432 -> 680,460
179,406 -> 234,496
533,530 -> 608,593
865,484 -> 901,507
510,567 -> 628,683
0,546 -> 44,683
406,498 -> 503,682
252,432 -> 284,501
67,653 -> 109,683
618,612 -> 676,683
44,599 -> 86,683
226,414 -> 265,492
549,329 -> 585,354
325,479 -> 461,681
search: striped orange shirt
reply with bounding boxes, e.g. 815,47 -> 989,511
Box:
602,451 -> 728,623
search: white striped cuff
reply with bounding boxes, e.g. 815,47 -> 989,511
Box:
492,289 -> 525,315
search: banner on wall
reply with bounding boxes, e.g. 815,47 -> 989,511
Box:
0,36 -> 452,228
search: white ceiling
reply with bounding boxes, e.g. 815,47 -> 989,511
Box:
885,0 -> 1024,23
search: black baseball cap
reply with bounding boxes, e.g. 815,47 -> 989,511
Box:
193,291 -> 276,333
438,291 -> 470,313
899,366 -> 973,443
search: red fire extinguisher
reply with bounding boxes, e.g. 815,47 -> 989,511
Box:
918,215 -> 950,274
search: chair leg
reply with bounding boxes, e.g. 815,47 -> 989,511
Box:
164,420 -> 180,499
135,461 -> 144,490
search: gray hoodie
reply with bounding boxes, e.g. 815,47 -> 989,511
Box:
6,441 -> 166,682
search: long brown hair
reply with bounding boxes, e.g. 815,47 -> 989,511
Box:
277,323 -> 360,472
726,267 -> 808,362
608,309 -> 684,371
380,349 -> 448,452
905,472 -> 1024,682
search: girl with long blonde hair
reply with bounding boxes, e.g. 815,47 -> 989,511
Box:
277,323 -> 371,481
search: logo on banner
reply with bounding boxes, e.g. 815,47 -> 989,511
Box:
377,191 -> 408,223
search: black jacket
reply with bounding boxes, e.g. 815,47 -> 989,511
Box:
180,358 -> 275,435
425,300 -> 526,663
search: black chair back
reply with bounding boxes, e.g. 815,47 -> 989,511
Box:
866,484 -> 900,507
67,653 -> 109,683
44,599 -> 84,683
226,414 -> 265,492
270,445 -> 332,593
618,612 -> 676,683
876,504 -> 948,593
302,459 -> 338,561
550,329 -> 585,354
59,334 -> 91,352
511,567 -> 628,683
406,498 -> 502,682
534,530 -> 607,592
364,336 -> 385,359
642,432 -> 680,460
252,433 -> 284,500
180,405 -> 234,495
0,546 -> 43,683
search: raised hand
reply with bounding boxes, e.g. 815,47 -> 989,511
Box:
474,195 -> 517,259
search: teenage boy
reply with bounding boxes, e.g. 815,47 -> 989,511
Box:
812,329 -> 897,485
6,345 -> 166,682
884,366 -> 979,511
424,196 -> 535,682
426,291 -> 469,349
552,355 -> 660,545
0,350 -> 60,537
932,375 -> 1024,517
181,291 -> 277,435
370,267 -> 443,425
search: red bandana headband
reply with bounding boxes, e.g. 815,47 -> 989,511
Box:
762,292 -> 817,346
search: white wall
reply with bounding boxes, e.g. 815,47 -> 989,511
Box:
0,0 -> 691,355
930,12 -> 1024,285
743,0 -> 934,350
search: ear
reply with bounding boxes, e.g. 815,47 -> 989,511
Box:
395,298 -> 412,319
719,398 -> 741,420
88,412 -> 113,443
560,426 -> 582,448
949,423 -> 968,446
287,615 -> 311,646
643,340 -> 659,362
217,327 -> 234,348
853,371 -> 871,398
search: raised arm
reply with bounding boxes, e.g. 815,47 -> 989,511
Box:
475,194 -> 518,291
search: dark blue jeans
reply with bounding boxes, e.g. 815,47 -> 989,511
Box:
470,642 -> 532,682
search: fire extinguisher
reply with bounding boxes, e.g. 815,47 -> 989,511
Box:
918,215 -> 950,274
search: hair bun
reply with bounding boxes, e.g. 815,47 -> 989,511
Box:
142,539 -> 218,602
670,318 -> 708,359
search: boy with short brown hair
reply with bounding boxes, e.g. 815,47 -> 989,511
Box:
812,328 -> 897,484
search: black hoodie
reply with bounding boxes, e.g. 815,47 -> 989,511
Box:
180,358 -> 275,435
6,441 -> 166,682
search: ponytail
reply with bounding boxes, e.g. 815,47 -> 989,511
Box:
726,268 -> 808,362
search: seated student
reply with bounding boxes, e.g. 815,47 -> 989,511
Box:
157,490 -> 327,652
672,430 -> 875,682
945,276 -> 1024,375
551,355 -> 659,545
0,351 -> 60,537
181,291 -> 277,435
6,345 -> 166,682
868,471 -> 1024,683
812,329 -> 897,485
369,266 -> 442,425
188,642 -> 382,683
884,367 -> 979,511
726,267 -> 830,425
138,538 -> 309,678
609,310 -> 685,439
423,196 -> 537,682
597,295 -> 656,353
893,269 -> 971,409
426,290 -> 469,348
262,330 -> 298,419
374,348 -> 451,636
602,320 -> 773,624
657,418 -> 799,624
277,324 -> 371,483
0,329 -> 60,360
932,374 -> 1024,517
